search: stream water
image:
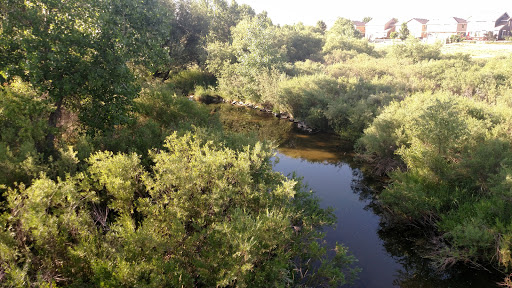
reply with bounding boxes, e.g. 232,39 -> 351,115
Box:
215,104 -> 503,287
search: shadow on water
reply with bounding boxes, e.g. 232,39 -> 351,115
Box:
213,103 -> 503,288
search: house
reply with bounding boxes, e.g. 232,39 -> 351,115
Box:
426,17 -> 467,42
406,18 -> 429,38
365,18 -> 398,40
466,12 -> 512,40
352,20 -> 366,35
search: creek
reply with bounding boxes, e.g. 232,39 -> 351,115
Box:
214,103 -> 502,287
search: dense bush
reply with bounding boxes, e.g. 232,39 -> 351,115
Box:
390,38 -> 442,63
167,69 -> 217,96
0,132 -> 359,287
275,74 -> 341,125
87,83 -> 219,165
0,82 -> 52,186
358,92 -> 512,271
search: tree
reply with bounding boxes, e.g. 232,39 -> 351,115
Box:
280,23 -> 324,62
197,0 -> 256,43
230,16 -> 283,71
316,20 -> 327,34
0,0 -> 175,153
327,17 -> 362,39
323,18 -> 374,55
210,16 -> 286,102
399,22 -> 410,40
363,16 -> 373,23
158,0 -> 210,78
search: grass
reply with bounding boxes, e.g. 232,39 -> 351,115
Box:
374,41 -> 512,59
440,42 -> 512,58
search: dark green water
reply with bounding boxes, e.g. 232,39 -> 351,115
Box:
214,104 -> 503,288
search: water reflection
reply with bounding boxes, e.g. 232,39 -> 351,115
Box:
215,104 -> 294,146
214,103 -> 502,288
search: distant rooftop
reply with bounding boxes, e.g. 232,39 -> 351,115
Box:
453,17 -> 467,23
411,18 -> 429,24
466,12 -> 510,22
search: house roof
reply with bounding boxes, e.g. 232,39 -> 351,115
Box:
494,24 -> 507,31
467,12 -> 510,22
366,17 -> 398,26
453,17 -> 467,23
352,21 -> 366,27
428,17 -> 467,25
412,18 -> 429,24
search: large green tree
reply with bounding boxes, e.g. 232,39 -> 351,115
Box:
198,0 -> 256,43
280,23 -> 324,63
0,0 -> 174,152
209,15 -> 286,102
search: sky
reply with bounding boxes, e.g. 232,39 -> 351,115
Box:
235,0 -> 511,27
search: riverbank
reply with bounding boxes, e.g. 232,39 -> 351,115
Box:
189,94 -> 320,134
216,103 -> 504,287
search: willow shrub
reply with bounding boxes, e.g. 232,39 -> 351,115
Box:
389,38 -> 442,63
275,74 -> 341,126
89,83 -> 218,166
358,91 -> 512,272
1,132 -> 359,287
167,69 -> 217,96
0,81 -> 52,186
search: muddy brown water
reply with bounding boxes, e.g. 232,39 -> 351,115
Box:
215,104 -> 502,287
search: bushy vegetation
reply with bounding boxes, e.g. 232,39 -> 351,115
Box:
0,1 -> 364,286
1,132 -> 359,287
0,81 -> 52,186
358,92 -> 512,272
3,0 -> 512,285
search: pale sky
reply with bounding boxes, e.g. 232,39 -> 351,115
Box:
236,0 -> 511,27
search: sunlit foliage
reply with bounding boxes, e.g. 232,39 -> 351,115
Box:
0,133 -> 359,287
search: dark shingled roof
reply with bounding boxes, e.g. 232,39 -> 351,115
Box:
453,17 -> 467,23
412,18 -> 429,24
352,20 -> 366,26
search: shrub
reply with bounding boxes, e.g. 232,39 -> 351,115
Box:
167,69 -> 217,96
359,91 -> 512,272
89,83 -> 218,166
449,34 -> 464,43
0,81 -> 52,186
483,31 -> 496,41
0,132 -> 359,287
275,74 -> 341,127
192,85 -> 223,103
390,38 -> 442,63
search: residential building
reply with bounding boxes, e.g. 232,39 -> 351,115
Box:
466,12 -> 512,40
365,18 -> 398,40
426,17 -> 467,42
352,20 -> 366,35
406,18 -> 429,38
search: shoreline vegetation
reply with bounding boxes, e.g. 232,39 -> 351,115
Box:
2,0 -> 512,286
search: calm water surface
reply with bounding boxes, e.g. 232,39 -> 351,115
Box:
216,104 -> 502,288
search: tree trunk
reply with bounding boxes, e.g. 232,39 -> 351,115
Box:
153,69 -> 171,81
44,97 -> 63,158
